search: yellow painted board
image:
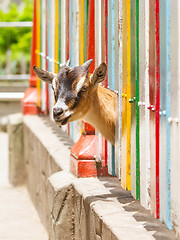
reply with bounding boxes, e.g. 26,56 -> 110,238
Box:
126,0 -> 131,190
121,0 -> 131,190
55,0 -> 59,73
79,0 -> 84,65
36,0 -> 41,107
121,0 -> 128,189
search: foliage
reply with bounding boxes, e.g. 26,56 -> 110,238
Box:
0,0 -> 33,74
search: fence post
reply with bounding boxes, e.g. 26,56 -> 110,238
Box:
21,0 -> 39,115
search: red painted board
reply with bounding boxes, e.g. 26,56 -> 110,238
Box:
149,0 -> 156,218
149,0 -> 160,218
86,0 -> 95,73
30,0 -> 37,78
155,0 -> 160,219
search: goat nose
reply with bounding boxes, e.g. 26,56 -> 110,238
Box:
53,107 -> 64,118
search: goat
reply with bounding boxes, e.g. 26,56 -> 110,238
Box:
33,59 -> 115,145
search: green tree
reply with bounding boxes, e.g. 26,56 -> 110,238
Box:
0,0 -> 33,74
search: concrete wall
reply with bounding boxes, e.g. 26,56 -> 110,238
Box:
8,114 -> 176,240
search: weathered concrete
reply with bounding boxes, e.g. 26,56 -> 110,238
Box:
8,115 -> 176,240
23,115 -> 73,231
0,131 -> 48,240
0,116 -> 8,132
8,113 -> 25,186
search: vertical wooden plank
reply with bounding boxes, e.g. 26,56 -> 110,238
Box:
170,0 -> 179,235
126,0 -> 131,189
86,0 -> 95,72
130,0 -> 136,198
58,0 -> 61,69
79,0 -> 84,65
36,0 -> 41,107
101,0 -> 108,168
121,0 -> 131,190
41,0 -> 47,112
69,0 -> 74,66
48,0 -> 55,120
55,0 -> 59,73
149,0 -> 160,218
114,0 -> 119,177
74,0 -> 79,67
121,0 -> 128,189
139,0 -> 146,206
114,0 -> 121,178
139,0 -> 151,209
69,0 -> 74,139
115,0 -> 122,178
159,0 -> 172,227
155,0 -> 160,219
73,0 -> 81,143
107,0 -> 112,175
107,0 -> 116,176
135,0 -> 140,200
47,0 -> 52,117
145,0 -> 151,209
95,0 -> 103,163
45,0 -> 49,111
178,3 -> 180,235
84,0 -> 88,60
61,0 -> 67,64
149,0 -> 156,217
66,0 -> 70,61
160,0 -> 167,223
165,0 -> 171,228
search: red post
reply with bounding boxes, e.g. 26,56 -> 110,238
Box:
21,0 -> 39,115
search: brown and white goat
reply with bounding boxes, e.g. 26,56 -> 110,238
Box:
33,59 -> 115,145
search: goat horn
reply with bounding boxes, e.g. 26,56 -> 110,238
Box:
82,59 -> 93,70
66,59 -> 71,66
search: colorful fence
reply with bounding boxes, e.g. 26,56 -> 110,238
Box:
31,0 -> 180,235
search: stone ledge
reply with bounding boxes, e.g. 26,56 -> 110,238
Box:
47,171 -> 157,240
19,115 -> 176,240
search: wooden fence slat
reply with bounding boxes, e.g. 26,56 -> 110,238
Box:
135,0 -> 140,200
139,0 -> 151,209
170,0 -> 179,234
58,0 -> 61,70
41,0 -> 47,112
73,0 -> 81,143
149,0 -> 157,217
145,0 -> 151,209
121,0 -> 128,189
61,0 -> 66,64
130,0 -> 136,198
165,0 -> 171,228
155,0 -> 160,219
159,0 -> 172,227
36,0 -> 41,107
160,0 -> 167,223
86,0 -> 95,72
115,0 -> 122,179
79,0 -> 84,65
126,0 -> 131,189
55,0 -> 59,73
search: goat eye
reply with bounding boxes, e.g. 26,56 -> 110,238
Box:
80,85 -> 88,93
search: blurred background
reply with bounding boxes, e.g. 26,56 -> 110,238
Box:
0,0 -> 33,121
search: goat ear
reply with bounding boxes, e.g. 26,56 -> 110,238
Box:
33,66 -> 55,84
91,62 -> 107,86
